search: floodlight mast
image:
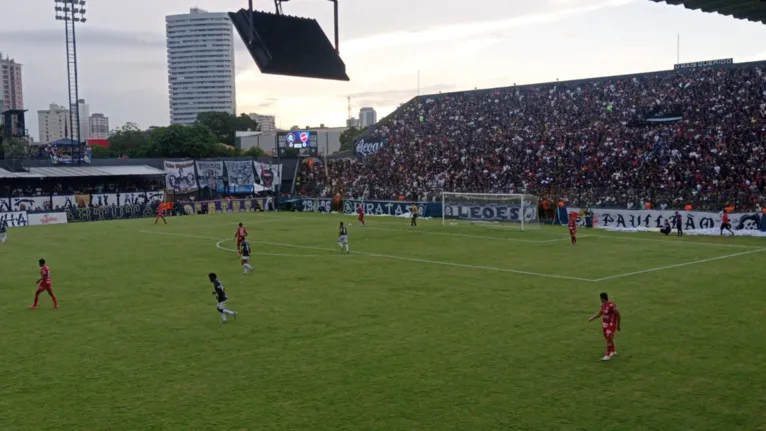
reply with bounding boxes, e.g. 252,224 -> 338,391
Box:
54,0 -> 86,165
249,0 -> 340,54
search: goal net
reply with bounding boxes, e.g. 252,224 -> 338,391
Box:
441,193 -> 541,231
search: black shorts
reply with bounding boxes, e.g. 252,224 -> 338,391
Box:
722,223 -> 732,230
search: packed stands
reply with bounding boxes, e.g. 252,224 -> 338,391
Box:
300,61 -> 766,211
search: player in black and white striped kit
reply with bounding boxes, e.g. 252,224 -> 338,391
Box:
0,219 -> 7,244
209,273 -> 237,323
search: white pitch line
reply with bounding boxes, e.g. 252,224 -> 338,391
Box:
251,240 -> 594,282
215,239 -> 347,258
587,234 -> 762,249
593,248 -> 766,282
141,229 -> 593,281
359,226 -> 571,243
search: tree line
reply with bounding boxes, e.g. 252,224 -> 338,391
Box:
96,112 -> 265,159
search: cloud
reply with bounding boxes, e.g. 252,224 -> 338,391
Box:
340,0 -> 634,56
0,27 -> 165,49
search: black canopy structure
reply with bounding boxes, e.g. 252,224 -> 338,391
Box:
649,0 -> 766,25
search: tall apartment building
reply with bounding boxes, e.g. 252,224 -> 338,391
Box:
38,103 -> 69,144
359,107 -> 377,127
0,53 -> 24,112
248,113 -> 277,132
89,113 -> 110,138
71,98 -> 90,140
166,8 -> 236,125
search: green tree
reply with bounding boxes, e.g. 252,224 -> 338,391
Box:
147,124 -> 217,159
1,137 -> 26,160
90,145 -> 110,158
196,112 -> 259,146
210,143 -> 242,158
339,126 -> 367,152
243,146 -> 265,158
108,122 -> 149,157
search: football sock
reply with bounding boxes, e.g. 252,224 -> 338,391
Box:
223,309 -> 235,315
220,312 -> 227,322
338,242 -> 343,250
244,263 -> 254,272
50,293 -> 58,307
33,293 -> 40,306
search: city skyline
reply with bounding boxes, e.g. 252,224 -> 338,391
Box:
3,0 -> 766,141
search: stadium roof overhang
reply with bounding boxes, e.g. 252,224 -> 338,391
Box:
0,165 -> 166,178
649,0 -> 766,25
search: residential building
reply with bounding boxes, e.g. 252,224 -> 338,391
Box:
38,103 -> 69,144
0,53 -> 24,112
346,117 -> 360,128
248,113 -> 277,132
90,113 -> 110,138
359,107 -> 377,127
71,98 -> 90,141
166,8 -> 236,125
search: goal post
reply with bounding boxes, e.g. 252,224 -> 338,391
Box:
441,192 -> 541,231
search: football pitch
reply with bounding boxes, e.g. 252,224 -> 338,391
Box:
2,212 -> 765,430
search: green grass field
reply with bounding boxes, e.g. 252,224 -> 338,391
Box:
2,212 -> 766,430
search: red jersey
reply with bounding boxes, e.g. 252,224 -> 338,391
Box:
40,265 -> 51,285
357,204 -> 364,215
722,213 -> 730,224
236,227 -> 248,240
601,301 -> 617,328
568,218 -> 577,233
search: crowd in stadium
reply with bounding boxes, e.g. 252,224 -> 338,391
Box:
0,178 -> 164,199
300,63 -> 766,211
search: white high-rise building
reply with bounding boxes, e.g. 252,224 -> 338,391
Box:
71,98 -> 90,141
90,113 -> 110,138
248,113 -> 277,132
38,103 -> 69,144
0,53 -> 24,112
359,107 -> 377,127
166,8 -> 236,125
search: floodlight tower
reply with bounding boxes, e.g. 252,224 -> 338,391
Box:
54,0 -> 86,151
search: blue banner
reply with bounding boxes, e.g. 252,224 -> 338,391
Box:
343,200 -> 436,217
65,203 -> 156,223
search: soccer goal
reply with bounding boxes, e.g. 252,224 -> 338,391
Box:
441,192 -> 541,231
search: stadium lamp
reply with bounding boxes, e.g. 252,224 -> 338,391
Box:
54,0 -> 87,22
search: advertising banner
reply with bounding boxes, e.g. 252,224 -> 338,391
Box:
180,198 -> 274,215
0,211 -> 29,227
570,208 -> 764,233
225,160 -> 256,193
301,198 -> 333,213
66,203 -> 156,223
164,160 -> 198,193
443,203 -> 537,223
28,212 -> 68,226
195,161 -> 225,192
343,199 -> 433,218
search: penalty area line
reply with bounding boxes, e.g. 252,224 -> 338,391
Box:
593,248 -> 766,282
141,230 -> 594,281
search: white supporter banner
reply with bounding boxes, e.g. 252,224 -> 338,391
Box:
570,208 -> 763,235
52,195 -> 76,209
91,193 -> 119,207
28,212 -> 68,226
9,196 -> 51,212
119,192 -> 146,205
0,211 -> 29,227
164,160 -> 198,193
147,191 -> 165,203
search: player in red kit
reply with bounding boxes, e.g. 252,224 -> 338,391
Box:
721,211 -> 734,236
357,204 -> 366,226
29,259 -> 59,309
568,213 -> 577,245
589,292 -> 621,361
154,202 -> 167,225
234,223 -> 248,256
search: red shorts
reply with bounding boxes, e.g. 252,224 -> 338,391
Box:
603,326 -> 616,340
569,230 -> 576,236
37,283 -> 52,294
358,214 -> 364,220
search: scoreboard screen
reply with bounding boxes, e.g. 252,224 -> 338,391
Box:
277,131 -> 318,156
280,131 -> 315,148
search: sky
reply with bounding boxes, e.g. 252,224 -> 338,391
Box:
2,0 -> 766,141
